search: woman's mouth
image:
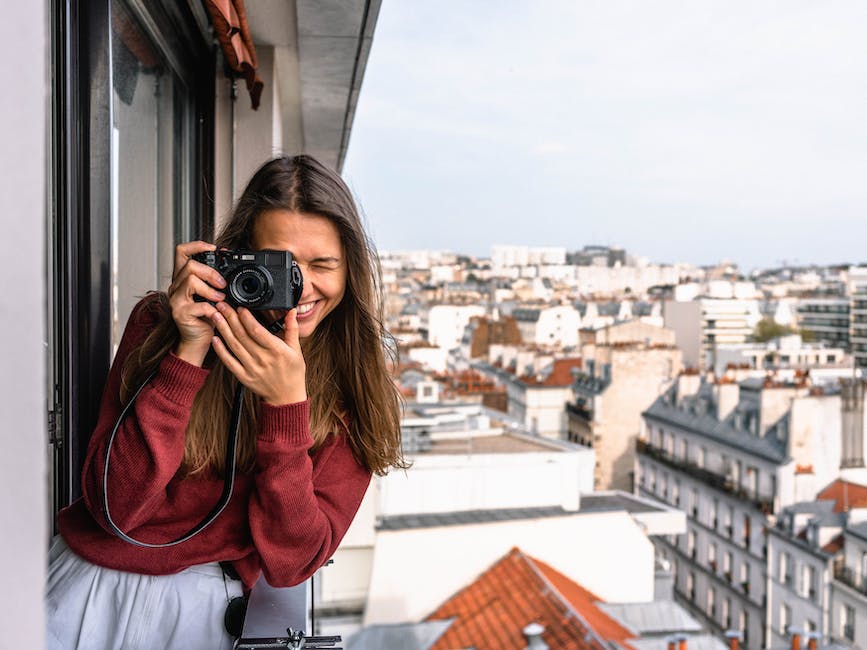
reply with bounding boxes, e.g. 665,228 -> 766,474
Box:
296,301 -> 317,318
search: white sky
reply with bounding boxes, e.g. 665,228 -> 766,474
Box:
342,1 -> 867,271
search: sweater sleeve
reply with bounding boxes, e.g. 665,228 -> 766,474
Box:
80,298 -> 210,536
243,401 -> 372,587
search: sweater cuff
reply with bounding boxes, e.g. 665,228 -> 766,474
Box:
259,399 -> 311,445
150,352 -> 210,406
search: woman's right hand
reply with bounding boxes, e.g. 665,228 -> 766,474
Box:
167,241 -> 227,366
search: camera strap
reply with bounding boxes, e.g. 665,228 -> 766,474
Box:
101,372 -> 244,547
102,313 -> 286,548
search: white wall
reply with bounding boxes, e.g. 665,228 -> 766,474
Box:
377,448 -> 594,516
364,511 -> 656,625
0,1 -> 47,644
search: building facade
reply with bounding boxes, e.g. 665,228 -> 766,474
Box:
636,372 -> 846,648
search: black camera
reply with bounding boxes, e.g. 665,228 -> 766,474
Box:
193,250 -> 303,310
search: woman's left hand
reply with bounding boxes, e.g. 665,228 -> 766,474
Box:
210,303 -> 307,405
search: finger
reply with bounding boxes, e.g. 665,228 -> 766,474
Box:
212,305 -> 256,365
283,309 -> 301,351
238,308 -> 281,350
211,335 -> 249,382
169,274 -> 225,304
173,241 -> 216,280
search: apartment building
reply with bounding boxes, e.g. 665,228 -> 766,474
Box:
636,371 -> 845,648
512,304 -> 582,349
476,356 -> 582,438
796,297 -> 851,350
664,297 -> 762,372
567,320 -> 682,491
851,267 -> 867,372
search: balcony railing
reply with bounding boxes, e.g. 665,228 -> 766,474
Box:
835,565 -> 867,597
636,440 -> 775,514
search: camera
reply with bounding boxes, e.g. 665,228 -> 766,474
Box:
193,249 -> 303,310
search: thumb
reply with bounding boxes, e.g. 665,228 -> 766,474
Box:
283,308 -> 301,350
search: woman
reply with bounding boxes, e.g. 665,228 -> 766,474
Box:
47,155 -> 405,649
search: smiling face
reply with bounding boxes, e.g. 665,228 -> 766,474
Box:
252,209 -> 347,339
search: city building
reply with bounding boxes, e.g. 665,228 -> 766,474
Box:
636,371 -> 848,648
850,267 -> 867,373
664,296 -> 762,372
476,356 -> 583,438
713,335 -> 850,380
796,297 -> 851,350
513,304 -> 582,349
567,320 -> 682,491
427,304 -> 487,351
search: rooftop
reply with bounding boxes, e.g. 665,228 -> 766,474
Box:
426,547 -> 634,650
425,433 -> 565,455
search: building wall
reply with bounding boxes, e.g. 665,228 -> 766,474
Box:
664,300 -> 702,368
589,347 -> 680,490
766,533 -> 827,648
428,304 -> 486,350
364,511 -> 657,625
1,2 -> 46,644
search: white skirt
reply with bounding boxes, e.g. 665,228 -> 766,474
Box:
45,536 -> 243,650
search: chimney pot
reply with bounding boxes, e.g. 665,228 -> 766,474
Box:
725,630 -> 742,650
523,622 -> 548,650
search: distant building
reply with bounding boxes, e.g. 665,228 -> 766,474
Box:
795,297 -> 850,349
427,304 -> 486,351
513,304 -> 582,349
850,267 -> 867,372
713,334 -> 850,379
567,320 -> 682,491
636,371 -> 849,648
663,297 -> 761,371
476,357 -> 583,438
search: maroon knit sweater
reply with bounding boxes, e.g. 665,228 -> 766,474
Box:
57,299 -> 371,591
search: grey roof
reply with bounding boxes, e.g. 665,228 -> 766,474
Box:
377,506 -> 574,531
580,492 -> 665,515
598,601 -> 703,636
846,520 -> 867,543
628,634 -> 727,650
643,392 -> 788,464
345,621 -> 452,650
598,302 -> 621,316
512,308 -> 541,322
782,500 -> 836,516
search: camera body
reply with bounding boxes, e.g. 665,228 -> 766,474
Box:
193,249 -> 303,310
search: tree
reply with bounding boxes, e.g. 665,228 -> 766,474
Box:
752,318 -> 796,342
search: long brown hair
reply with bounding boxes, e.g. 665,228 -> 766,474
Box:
120,155 -> 405,476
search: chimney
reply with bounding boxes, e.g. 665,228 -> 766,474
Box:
806,632 -> 820,650
678,634 -> 687,650
714,380 -> 740,421
790,627 -> 802,650
523,622 -> 548,650
725,630 -> 742,650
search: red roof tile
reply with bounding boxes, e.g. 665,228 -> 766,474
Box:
518,358 -> 582,387
817,480 -> 867,513
822,534 -> 844,554
426,547 -> 634,650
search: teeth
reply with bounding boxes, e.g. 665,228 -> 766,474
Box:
297,302 -> 315,315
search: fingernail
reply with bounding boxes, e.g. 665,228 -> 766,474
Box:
215,276 -> 227,287
216,302 -> 227,312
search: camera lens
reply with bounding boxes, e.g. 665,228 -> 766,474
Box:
229,266 -> 272,307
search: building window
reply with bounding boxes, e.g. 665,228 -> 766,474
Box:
688,530 -> 697,560
691,488 -> 699,518
708,587 -> 716,618
723,598 -> 731,629
805,564 -> 817,601
724,551 -> 733,583
843,604 -> 855,641
709,543 -> 717,572
688,571 -> 696,601
781,604 -> 791,635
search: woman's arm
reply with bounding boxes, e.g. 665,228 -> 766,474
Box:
245,402 -> 372,587
80,298 -> 210,535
